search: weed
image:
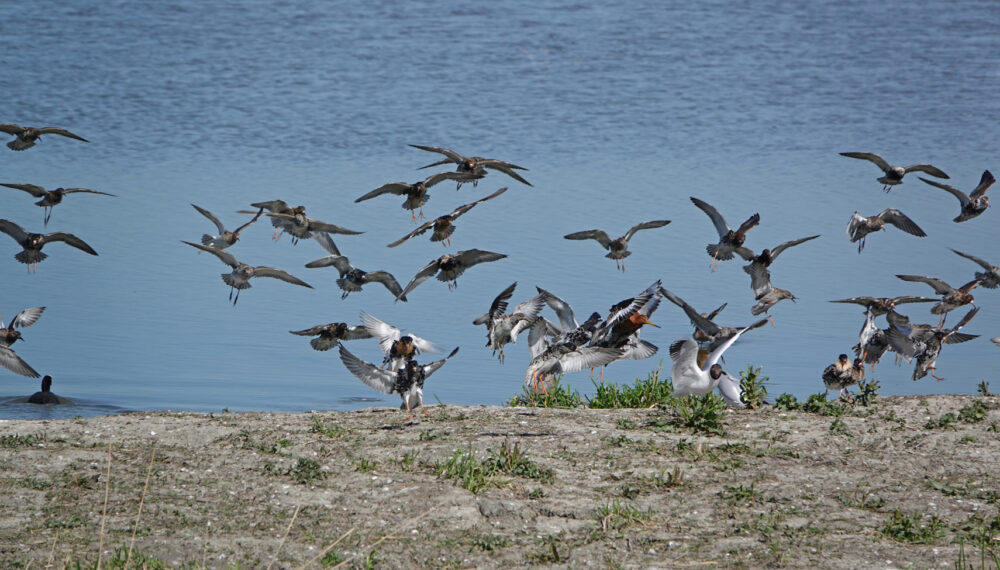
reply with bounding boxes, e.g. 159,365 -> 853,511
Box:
616,418 -> 638,430
355,457 -> 377,472
959,401 -> 988,424
288,457 -> 325,484
362,548 -> 379,569
925,412 -> 958,430
46,515 -> 86,529
977,380 -> 991,396
829,417 -> 852,437
738,365 -> 768,409
853,378 -> 880,406
484,440 -> 554,483
321,550 -> 345,566
881,509 -> 946,544
398,449 -> 419,471
0,433 -> 43,448
587,366 -> 673,408
528,487 -> 545,499
437,447 -> 503,494
16,476 -> 53,490
526,536 -> 568,563
655,393 -> 727,436
838,489 -> 885,511
470,534 -> 511,552
720,483 -> 761,505
418,429 -> 441,441
773,393 -> 800,410
651,466 -> 686,489
310,416 -> 350,438
801,393 -> 844,416
595,499 -> 652,534
506,376 -> 583,408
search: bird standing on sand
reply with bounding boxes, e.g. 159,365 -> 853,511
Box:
563,220 -> 671,271
0,124 -> 88,151
839,152 -> 949,192
339,345 -> 459,418
0,219 -> 98,273
1,183 -> 116,227
919,170 -> 994,222
846,209 -> 925,253
822,354 -> 863,399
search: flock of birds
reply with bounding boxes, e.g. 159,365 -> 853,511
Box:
1,124 -> 999,414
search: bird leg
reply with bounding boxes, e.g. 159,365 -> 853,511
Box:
44,208 -> 51,227
931,368 -> 947,382
402,399 -> 412,420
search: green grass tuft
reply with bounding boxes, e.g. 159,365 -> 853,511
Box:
506,376 -> 583,408
587,366 -> 673,409
738,365 -> 769,409
881,509 -> 946,544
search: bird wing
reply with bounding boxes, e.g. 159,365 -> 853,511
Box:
946,306 -> 980,337
918,177 -> 969,207
512,293 -> 546,323
896,274 -> 954,295
0,346 -> 39,378
42,233 -> 98,255
191,204 -> 227,234
409,144 -> 464,164
304,254 -> 354,276
397,257 -> 443,301
885,327 -> 917,361
11,306 -> 45,328
312,232 -> 341,256
481,162 -> 532,186
251,267 -> 312,288
386,219 -> 435,248
308,221 -> 364,235
704,323 -> 755,369
363,271 -> 406,300
969,170 -> 995,199
768,234 -> 821,261
735,213 -> 761,237
903,164 -> 948,178
619,337 -> 658,360
668,338 -> 699,364
878,209 -> 926,237
706,303 -> 727,321
0,124 -> 26,135
360,311 -> 401,354
0,183 -> 47,197
182,240 -> 239,268
250,200 -> 291,213
951,249 -> 994,271
563,229 -> 612,248
450,186 -> 509,220
744,262 -> 773,299
840,152 -> 890,173
557,347 -> 625,373
232,208 -> 263,234
355,183 -> 411,202
623,220 -> 671,241
63,188 -> 115,197
37,127 -> 88,142
526,318 -> 556,358
845,211 -> 866,240
690,197 -> 731,238
455,249 -> 507,269
338,346 -> 396,394
486,282 -> 517,321
424,170 -> 483,188
830,296 -> 875,307
421,346 -> 460,378
289,325 -> 331,336
536,287 -> 578,332
0,219 -> 29,243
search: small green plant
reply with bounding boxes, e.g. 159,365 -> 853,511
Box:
773,393 -> 800,410
362,548 -> 379,569
616,418 -> 638,430
720,483 -> 761,505
925,412 -> 958,430
801,393 -> 844,416
587,366 -> 673,408
528,487 -> 545,499
526,536 -> 568,563
667,393 -> 727,435
959,401 -> 988,424
321,550 -> 346,566
46,515 -> 86,529
738,365 -> 768,409
977,380 -> 991,396
0,433 -> 43,448
470,534 -> 511,552
853,378 -> 880,406
483,440 -> 554,483
310,416 -> 349,438
651,466 -> 685,489
506,377 -> 583,408
437,447 -> 499,494
418,429 -> 441,441
356,457 -> 378,472
594,500 -> 652,533
288,457 -> 325,484
881,509 -> 946,544
829,417 -> 852,437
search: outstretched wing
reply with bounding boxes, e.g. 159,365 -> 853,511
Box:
10,307 -> 45,329
192,204 -> 227,234
355,182 -> 412,202
363,271 -> 406,300
338,345 -> 396,394
0,219 -> 29,243
768,234 -> 821,261
409,144 -> 465,166
896,274 -> 954,295
251,266 -> 312,288
454,249 -> 507,270
690,197 -> 731,238
386,219 -> 435,248
951,249 -> 994,271
449,186 -> 509,220
969,170 -> 995,199
37,127 -> 88,142
304,254 -> 354,276
421,346 -> 461,378
62,188 -> 115,197
536,287 -> 578,332
360,311 -> 402,354
0,346 -> 39,378
308,220 -> 364,235
397,257 -> 443,301
918,177 -> 969,207
840,151 -> 890,173
877,209 -> 926,237
903,164 -> 948,179
481,161 -> 532,186
659,286 -> 721,338
563,229 -> 612,249
42,233 -> 98,255
623,220 -> 671,241
668,338 -> 699,364
0,183 -> 47,197
182,240 -> 239,268
312,232 -> 341,256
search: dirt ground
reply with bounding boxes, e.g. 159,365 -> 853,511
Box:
1,394 -> 998,569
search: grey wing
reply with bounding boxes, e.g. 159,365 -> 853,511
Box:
829,296 -> 876,307
386,220 -> 435,247
704,323 -> 755,369
536,287 -> 577,332
705,303 -> 727,321
308,221 -> 364,235
0,219 -> 29,243
689,197 -> 731,238
421,346 -> 460,378
0,183 -> 47,197
563,229 -> 612,248
251,266 -> 313,288
289,325 -> 330,336
512,294 -> 546,323
744,262 -> 773,298
43,232 -> 98,255
623,220 -> 671,241
343,326 -> 374,340
250,200 -> 291,212
527,318 -> 555,358
364,270 -> 406,300
192,204 -> 227,234
0,346 -> 39,378
487,282 -> 517,320
918,177 -> 969,207
846,211 -> 866,240
304,254 -> 353,276
945,332 -> 979,344
668,338 -> 699,364
455,249 -> 507,269
886,327 -> 917,361
840,152 -> 891,173
11,307 -> 45,328
969,170 -> 995,199
424,170 -> 483,187
182,240 -> 239,268
948,306 -> 980,334
63,188 -> 115,197
409,144 -> 464,163
338,346 -> 396,394
37,127 -> 88,142
481,162 -> 532,186
903,164 -> 948,179
659,285 -> 722,336
619,337 -> 658,360
359,311 -> 402,354
768,235 -> 821,260
312,232 -> 341,256
951,249 -> 993,271
398,258 -> 442,300
450,186 -> 509,220
896,274 -> 954,295
0,124 -> 25,135
878,209 -> 926,237
355,183 -> 411,202
558,347 -> 624,373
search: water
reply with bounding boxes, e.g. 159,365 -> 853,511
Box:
1,0 -> 998,419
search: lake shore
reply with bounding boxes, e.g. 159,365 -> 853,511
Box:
1,394 -> 998,569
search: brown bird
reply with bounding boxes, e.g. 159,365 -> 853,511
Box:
896,274 -> 980,326
0,219 -> 98,272
846,208 -> 925,253
360,311 -> 438,372
305,233 -> 407,301
690,197 -> 759,268
355,171 -> 484,221
887,307 -> 979,381
182,241 -> 312,305
829,295 -> 938,316
951,249 -> 1000,289
0,124 -> 88,151
1,183 -> 116,226
589,281 -> 663,364
919,170 -> 994,222
245,200 -> 301,240
822,354 -> 863,399
0,306 -> 44,378
192,204 -> 262,250
740,235 -> 820,297
396,249 -> 507,300
386,187 -> 508,248
564,220 -> 671,271
289,322 -> 372,352
840,152 -> 949,192
409,144 -> 532,188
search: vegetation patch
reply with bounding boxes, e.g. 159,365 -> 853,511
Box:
881,509 -> 947,544
587,367 -> 673,408
437,440 -> 552,493
506,377 -> 583,408
738,365 -> 769,409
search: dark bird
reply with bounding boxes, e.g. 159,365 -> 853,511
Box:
689,197 -> 760,267
524,342 -> 623,395
951,249 -> 1000,289
182,241 -> 312,305
840,152 -> 949,192
339,345 -> 459,418
256,210 -> 363,245
846,209 -> 926,253
360,311 -> 438,372
245,200 -> 302,240
589,281 -> 662,363
192,204 -> 262,250
919,170 -> 994,222
896,274 -> 980,325
290,322 -> 373,352
1,183 -> 116,226
305,233 -> 406,301
0,219 -> 98,272
0,307 -> 43,378
829,295 -> 939,316
386,187 -> 508,248
355,171 -> 484,221
0,124 -> 88,151
409,144 -> 532,188
563,220 -> 671,271
739,235 -> 820,295
822,354 -> 864,399
887,307 -> 979,381
658,286 -> 768,352
529,287 -> 604,354
397,249 -> 506,300
741,258 -> 797,322
27,375 -> 60,404
472,282 -> 545,363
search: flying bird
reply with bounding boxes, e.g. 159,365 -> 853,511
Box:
0,124 -> 88,151
256,210 -> 362,245
396,249 -> 506,300
192,204 -> 263,250
472,282 -> 545,363
524,342 -> 623,395
339,345 -> 459,418
659,286 -> 768,352
887,307 -> 979,381
846,209 -> 925,252
840,152 -> 949,191
181,241 -> 312,305
896,274 -> 980,325
0,307 -> 44,378
739,235 -> 820,296
1,183 -> 116,226
690,197 -> 760,267
289,322 -> 373,352
919,170 -> 994,222
386,187 -> 508,247
305,233 -> 406,301
0,219 -> 98,272
355,171 -> 484,221
951,249 -> 1000,289
829,295 -> 938,316
409,144 -> 532,188
359,311 -> 437,371
563,220 -> 671,271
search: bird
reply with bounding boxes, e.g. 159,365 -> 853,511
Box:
895,274 -> 980,325
716,369 -> 747,409
192,204 -> 263,250
991,337 -> 999,347
386,187 -> 508,248
355,171 -> 485,221
339,345 -> 459,418
255,210 -> 363,245
919,170 -> 994,222
181,241 -> 312,305
829,295 -> 939,316
0,124 -> 88,151
951,249 -> 1000,289
360,311 -> 438,372
738,235 -> 820,297
472,282 -> 545,363
305,233 -> 407,301
0,345 -> 38,378
822,354 -> 864,399
0,219 -> 98,272
658,286 -> 768,352
563,220 -> 671,271
27,375 -> 60,404
397,249 -> 507,300
245,200 -> 302,240
887,307 -> 980,381
669,323 -> 756,397
529,287 -> 604,355
689,197 -> 759,267
409,144 -> 532,188
0,183 -> 116,227
524,342 -> 623,395
839,152 -> 949,192
845,209 -> 926,253
589,281 -> 663,359
1,306 -> 45,348
743,262 -> 797,323
289,322 -> 373,352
